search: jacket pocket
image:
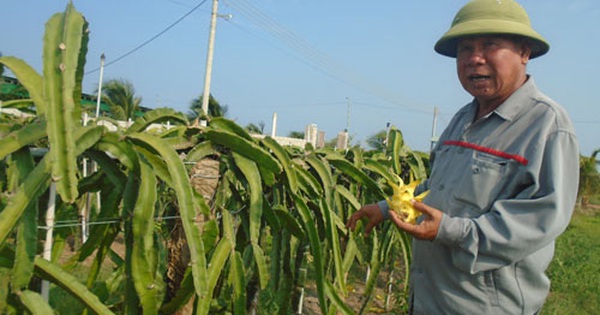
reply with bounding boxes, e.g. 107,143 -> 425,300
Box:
484,270 -> 500,307
452,151 -> 515,213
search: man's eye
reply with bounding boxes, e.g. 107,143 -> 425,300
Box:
457,46 -> 472,53
484,40 -> 499,47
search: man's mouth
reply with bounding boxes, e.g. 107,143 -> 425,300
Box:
469,75 -> 490,82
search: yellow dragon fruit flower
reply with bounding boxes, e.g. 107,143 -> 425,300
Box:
386,175 -> 429,224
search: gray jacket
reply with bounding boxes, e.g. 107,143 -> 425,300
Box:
389,77 -> 579,314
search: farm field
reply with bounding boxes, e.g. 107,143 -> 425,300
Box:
543,205 -> 600,315
302,205 -> 600,315
46,205 -> 600,314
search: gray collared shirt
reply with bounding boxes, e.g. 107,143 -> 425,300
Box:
390,77 -> 579,314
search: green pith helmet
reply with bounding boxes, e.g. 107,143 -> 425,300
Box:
435,0 -> 549,59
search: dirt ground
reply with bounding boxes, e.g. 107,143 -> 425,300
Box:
301,270 -> 403,315
58,236 -> 403,314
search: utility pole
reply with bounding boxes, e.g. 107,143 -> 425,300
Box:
200,0 -> 220,127
430,106 -> 439,152
82,53 -> 105,244
94,53 -> 106,119
271,112 -> 278,137
41,183 -> 57,301
345,97 -> 351,132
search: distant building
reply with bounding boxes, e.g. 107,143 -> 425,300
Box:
316,131 -> 326,149
251,134 -> 307,148
305,123 -> 318,147
336,131 -> 348,150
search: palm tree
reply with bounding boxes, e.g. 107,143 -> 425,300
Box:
188,94 -> 228,122
366,130 -> 388,151
100,78 -> 142,121
245,121 -> 265,134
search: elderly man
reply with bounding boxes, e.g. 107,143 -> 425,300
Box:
347,0 -> 579,314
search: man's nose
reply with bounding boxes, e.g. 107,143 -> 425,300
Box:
466,48 -> 486,65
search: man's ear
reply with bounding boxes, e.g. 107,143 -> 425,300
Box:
521,43 -> 532,64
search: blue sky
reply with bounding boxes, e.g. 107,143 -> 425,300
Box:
2,0 -> 599,155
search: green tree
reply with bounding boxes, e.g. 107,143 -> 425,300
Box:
101,78 -> 142,120
366,130 -> 388,151
245,121 -> 265,134
188,94 -> 228,122
578,149 -> 600,206
288,130 -> 304,139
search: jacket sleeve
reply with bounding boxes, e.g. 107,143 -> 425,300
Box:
434,130 -> 579,274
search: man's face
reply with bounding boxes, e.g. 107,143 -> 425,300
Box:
456,36 -> 531,107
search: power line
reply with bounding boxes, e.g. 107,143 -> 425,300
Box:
352,101 -> 433,114
38,215 -> 182,230
224,0 -> 342,80
272,101 -> 347,108
85,0 -> 210,75
226,19 -> 355,95
223,0 -> 432,114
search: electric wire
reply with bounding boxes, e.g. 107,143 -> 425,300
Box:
351,101 -> 434,115
270,101 -> 347,108
226,0 -> 341,74
224,0 -> 431,114
85,0 -> 209,75
225,18 -> 357,95
38,215 -> 182,230
224,0 -> 368,93
82,0 -> 433,115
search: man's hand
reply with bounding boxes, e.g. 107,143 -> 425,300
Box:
346,203 -> 384,237
390,200 -> 442,241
